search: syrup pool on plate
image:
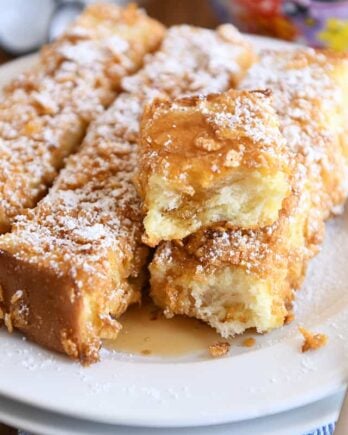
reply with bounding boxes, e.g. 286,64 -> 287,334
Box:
104,300 -> 223,357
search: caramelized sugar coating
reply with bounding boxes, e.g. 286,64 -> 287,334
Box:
0,3 -> 165,232
86,24 -> 257,146
138,89 -> 292,246
0,23 -> 256,363
150,49 -> 348,338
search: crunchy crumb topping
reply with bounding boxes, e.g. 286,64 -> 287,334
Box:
299,327 -> 328,352
0,3 -> 164,228
155,49 -> 348,277
209,341 -> 230,357
5,139 -> 144,289
150,49 -> 348,342
241,49 -> 348,216
2,25 -> 254,280
194,135 -> 221,152
224,149 -> 243,167
86,24 -> 255,146
139,89 -> 289,183
0,22 -> 253,363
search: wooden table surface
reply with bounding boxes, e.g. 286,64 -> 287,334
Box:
0,1 -> 220,432
0,50 -> 11,65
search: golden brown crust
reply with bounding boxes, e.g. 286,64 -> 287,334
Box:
87,24 -> 256,147
0,4 -> 165,231
0,5 -> 166,364
139,89 -> 289,179
0,250 -> 100,363
0,138 -> 149,364
241,48 -> 348,217
150,48 -> 348,338
138,89 -> 292,245
0,22 -> 255,363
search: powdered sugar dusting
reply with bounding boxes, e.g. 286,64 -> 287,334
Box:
0,3 -> 161,227
6,139 -> 142,286
151,48 -> 348,344
87,24 -> 254,145
3,23 -> 253,280
176,48 -> 348,274
0,22 -> 253,362
240,48 -> 348,216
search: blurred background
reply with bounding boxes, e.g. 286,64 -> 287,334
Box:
0,0 -> 347,63
0,0 -> 220,60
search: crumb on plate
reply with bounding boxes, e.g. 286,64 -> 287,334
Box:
242,337 -> 256,347
209,341 -> 230,357
299,327 -> 328,353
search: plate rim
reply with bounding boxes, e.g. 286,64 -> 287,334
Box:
0,390 -> 343,435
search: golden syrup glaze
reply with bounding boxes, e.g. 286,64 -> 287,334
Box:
104,300 -> 223,357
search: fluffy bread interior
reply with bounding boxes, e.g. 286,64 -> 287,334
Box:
151,263 -> 289,337
144,169 -> 289,246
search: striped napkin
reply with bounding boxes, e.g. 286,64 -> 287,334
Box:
18,423 -> 336,434
307,424 -> 335,435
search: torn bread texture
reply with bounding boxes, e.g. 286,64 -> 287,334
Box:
138,89 -> 292,246
150,49 -> 348,338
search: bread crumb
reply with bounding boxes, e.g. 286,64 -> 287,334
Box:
61,332 -> 79,358
299,327 -> 328,352
242,337 -> 256,347
284,311 -> 295,325
194,136 -> 221,151
209,341 -> 230,357
224,149 -> 242,168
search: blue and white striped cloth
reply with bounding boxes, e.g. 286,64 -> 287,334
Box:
306,423 -> 335,435
19,423 -> 336,435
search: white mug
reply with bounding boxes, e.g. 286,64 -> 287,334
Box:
0,0 -> 130,55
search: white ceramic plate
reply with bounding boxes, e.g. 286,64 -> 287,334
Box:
0,391 -> 343,435
0,36 -> 347,428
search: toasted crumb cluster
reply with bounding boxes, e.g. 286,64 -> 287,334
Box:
208,341 -> 230,357
150,49 -> 348,339
0,21 -> 255,363
299,327 -> 328,352
0,3 -> 165,232
138,89 -> 292,246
